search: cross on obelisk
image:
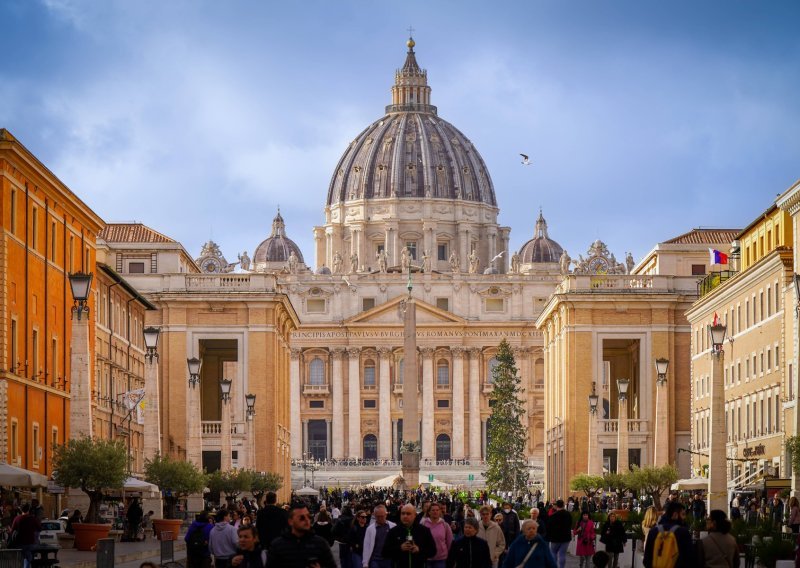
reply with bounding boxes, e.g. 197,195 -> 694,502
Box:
407,25 -> 415,37
400,262 -> 420,488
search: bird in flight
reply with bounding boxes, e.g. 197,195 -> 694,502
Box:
520,153 -> 532,166
490,251 -> 505,263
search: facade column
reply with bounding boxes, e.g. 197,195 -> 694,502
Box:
69,316 -> 92,439
378,348 -> 392,460
653,376 -> 669,466
143,357 -> 161,462
290,349 -> 302,460
451,347 -> 465,459
421,347 -> 435,460
468,348 -> 482,461
331,348 -> 345,459
348,347 -> 361,459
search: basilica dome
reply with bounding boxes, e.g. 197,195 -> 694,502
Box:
326,39 -> 496,207
253,211 -> 305,267
519,211 -> 563,264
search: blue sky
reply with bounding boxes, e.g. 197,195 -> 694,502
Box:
2,0 -> 798,266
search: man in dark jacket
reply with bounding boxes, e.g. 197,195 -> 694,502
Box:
267,504 -> 336,568
184,511 -> 213,568
11,503 -> 41,567
447,517 -> 491,568
382,504 -> 437,568
643,501 -> 695,568
331,506 -> 355,568
498,502 -> 520,551
544,500 -> 572,568
256,492 -> 287,552
126,498 -> 144,541
231,525 -> 267,568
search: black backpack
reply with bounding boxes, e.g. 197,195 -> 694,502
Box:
187,525 -> 208,555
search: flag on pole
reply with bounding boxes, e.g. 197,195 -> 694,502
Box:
712,312 -> 719,326
709,248 -> 728,265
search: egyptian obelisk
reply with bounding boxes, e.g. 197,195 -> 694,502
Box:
400,267 -> 420,487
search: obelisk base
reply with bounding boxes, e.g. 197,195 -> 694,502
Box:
400,451 -> 420,490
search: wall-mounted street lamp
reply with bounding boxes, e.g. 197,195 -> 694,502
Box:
187,357 -> 202,388
617,378 -> 629,401
220,378 -> 233,403
245,393 -> 257,420
68,272 -> 93,320
143,327 -> 160,363
655,358 -> 669,385
588,387 -> 599,414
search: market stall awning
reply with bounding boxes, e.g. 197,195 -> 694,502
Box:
671,478 -> 708,491
123,477 -> 160,494
0,462 -> 48,488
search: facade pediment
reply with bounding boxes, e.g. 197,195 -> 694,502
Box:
345,296 -> 465,325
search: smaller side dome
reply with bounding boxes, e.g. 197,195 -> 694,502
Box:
253,211 -> 306,270
316,265 -> 331,275
519,210 -> 563,264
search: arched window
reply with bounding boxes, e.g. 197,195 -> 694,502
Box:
436,359 -> 450,387
309,358 -> 325,385
364,360 -> 376,387
487,357 -> 499,383
363,434 -> 378,460
436,434 -> 451,461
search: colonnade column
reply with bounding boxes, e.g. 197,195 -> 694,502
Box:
290,349 -> 302,460
348,347 -> 362,459
451,347 -> 465,459
331,348 -> 345,459
378,348 -> 392,460
421,347 -> 435,460
468,348 -> 482,461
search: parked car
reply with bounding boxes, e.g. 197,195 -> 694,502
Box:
38,519 -> 67,548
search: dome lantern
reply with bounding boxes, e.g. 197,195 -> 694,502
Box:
387,37 -> 435,115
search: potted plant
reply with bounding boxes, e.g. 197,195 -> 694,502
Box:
247,470 -> 284,507
53,437 -> 127,551
207,469 -> 252,509
144,453 -> 206,540
754,536 -> 794,568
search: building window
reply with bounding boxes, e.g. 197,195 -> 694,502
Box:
691,264 -> 705,275
32,423 -> 40,467
52,337 -> 58,385
31,206 -> 38,250
405,242 -> 417,260
309,358 -> 325,385
437,399 -> 450,408
364,360 -> 376,388
363,399 -> 377,409
10,318 -> 18,373
437,243 -> 448,261
362,298 -> 376,311
10,419 -> 18,463
436,298 -> 449,311
50,221 -> 57,260
397,358 -> 404,385
436,359 -> 449,387
69,235 -> 74,272
376,243 -> 385,254
31,329 -> 39,380
487,357 -> 499,384
485,298 -> 504,312
363,434 -> 378,459
436,434 -> 451,461
52,427 -> 58,452
309,400 -> 325,409
128,262 -> 145,273
10,189 -> 16,233
790,363 -> 795,400
307,299 -> 326,313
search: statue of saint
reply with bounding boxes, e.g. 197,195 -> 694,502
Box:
468,249 -> 480,274
332,251 -> 343,274
238,251 -> 251,271
626,252 -> 635,274
400,247 -> 411,272
510,251 -> 521,274
376,249 -> 388,273
559,250 -> 572,276
287,251 -> 299,274
421,249 -> 431,273
449,251 -> 460,273
350,252 -> 359,274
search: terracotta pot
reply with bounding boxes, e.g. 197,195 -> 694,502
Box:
72,523 -> 111,551
152,518 -> 183,540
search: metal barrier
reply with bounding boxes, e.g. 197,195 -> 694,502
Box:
97,538 -> 115,568
0,550 -> 22,568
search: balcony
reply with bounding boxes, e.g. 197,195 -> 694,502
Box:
699,270 -> 738,298
362,384 -> 377,391
393,383 -> 403,394
598,419 -> 649,433
303,383 -> 329,395
435,383 -> 451,392
201,421 -> 247,437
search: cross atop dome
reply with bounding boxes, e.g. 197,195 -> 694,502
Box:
388,35 -> 435,115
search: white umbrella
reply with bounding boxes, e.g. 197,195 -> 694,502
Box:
0,462 -> 48,488
671,478 -> 708,491
123,477 -> 160,494
296,486 -> 320,496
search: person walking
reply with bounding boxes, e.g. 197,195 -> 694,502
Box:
10,503 -> 41,568
573,511 -> 596,568
545,500 -> 573,568
502,520 -> 556,568
498,502 -> 520,552
696,510 -> 740,568
231,525 -> 267,568
349,510 -> 370,568
382,504 -> 436,568
267,503 -> 336,568
210,510 -> 241,568
643,501 -> 695,568
255,491 -> 287,552
332,506 -> 355,568
446,517 -> 492,568
477,506 -> 506,568
361,504 -> 395,568
185,511 -> 213,568
420,502 -> 453,568
788,496 -> 800,533
598,512 -> 626,568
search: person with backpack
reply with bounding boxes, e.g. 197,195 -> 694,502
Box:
185,511 -> 213,568
642,501 -> 695,568
231,525 -> 267,568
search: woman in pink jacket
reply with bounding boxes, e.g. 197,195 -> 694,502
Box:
572,511 -> 596,568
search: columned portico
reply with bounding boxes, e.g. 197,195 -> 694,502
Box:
378,347 -> 392,459
348,347 -> 362,458
451,347 -> 465,459
331,348 -> 345,459
421,347 -> 435,459
468,347 -> 482,460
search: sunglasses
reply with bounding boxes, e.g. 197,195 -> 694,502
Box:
358,515 -> 368,519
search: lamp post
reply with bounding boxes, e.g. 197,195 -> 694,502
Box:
186,357 -> 203,468
245,393 -> 256,470
220,378 -> 233,471
616,378 -> 630,474
654,358 -> 670,466
708,321 -> 728,512
68,272 -> 94,439
142,327 -> 161,462
588,384 -> 600,475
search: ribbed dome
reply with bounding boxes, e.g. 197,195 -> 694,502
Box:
253,211 -> 305,264
519,210 -> 563,263
326,39 -> 496,207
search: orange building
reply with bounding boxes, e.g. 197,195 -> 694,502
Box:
0,129 -> 103,489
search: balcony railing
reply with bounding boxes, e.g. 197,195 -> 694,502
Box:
699,270 -> 738,298
362,384 -> 377,391
303,384 -> 329,395
201,421 -> 247,436
598,419 -> 649,433
556,274 -> 699,295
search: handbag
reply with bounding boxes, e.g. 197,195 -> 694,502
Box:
7,530 -> 19,548
515,542 -> 538,568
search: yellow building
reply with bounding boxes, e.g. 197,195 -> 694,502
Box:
537,230 -> 738,499
686,203 -> 794,486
